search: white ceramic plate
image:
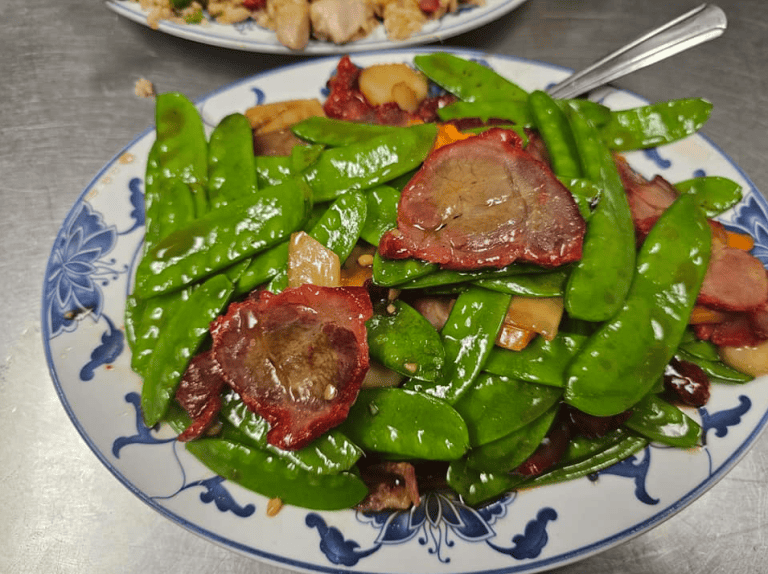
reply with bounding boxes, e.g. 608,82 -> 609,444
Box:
44,48 -> 768,573
105,0 -> 528,54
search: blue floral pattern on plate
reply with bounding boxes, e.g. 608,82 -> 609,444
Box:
42,49 -> 768,574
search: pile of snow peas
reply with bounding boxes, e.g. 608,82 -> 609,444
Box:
125,52 -> 755,510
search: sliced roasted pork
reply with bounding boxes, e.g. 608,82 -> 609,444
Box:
175,350 -> 227,442
378,128 -> 586,270
210,284 -> 373,450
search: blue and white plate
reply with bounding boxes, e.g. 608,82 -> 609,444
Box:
43,49 -> 768,573
105,0 -> 528,54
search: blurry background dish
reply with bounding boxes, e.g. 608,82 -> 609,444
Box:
43,48 -> 768,574
105,0 -> 528,53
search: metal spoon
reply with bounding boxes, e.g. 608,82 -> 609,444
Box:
547,4 -> 727,99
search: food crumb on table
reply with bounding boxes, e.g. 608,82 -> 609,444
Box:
134,78 -> 156,98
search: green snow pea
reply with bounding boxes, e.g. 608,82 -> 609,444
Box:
395,263 -> 546,290
141,273 -> 234,427
308,190 -> 367,262
475,268 -> 569,297
233,241 -> 289,296
360,185 -> 400,245
291,143 -> 324,173
601,98 -> 713,151
446,458 -> 527,506
219,390 -> 362,474
675,349 -> 753,383
436,100 -> 533,126
464,402 -> 560,473
675,176 -> 743,217
518,434 -> 648,490
558,176 -> 601,219
185,438 -> 368,510
150,92 -> 208,215
339,388 -> 469,460
366,300 -> 445,382
414,53 -> 528,102
563,103 -> 636,322
624,393 -> 701,448
483,332 -> 588,387
255,155 -> 293,187
207,113 -> 258,209
292,116 -> 412,147
133,177 -> 311,298
142,174 -> 197,252
565,194 -> 712,416
304,123 -> 437,202
371,251 -> 437,287
528,90 -> 582,179
407,286 -> 511,404
452,373 -> 562,446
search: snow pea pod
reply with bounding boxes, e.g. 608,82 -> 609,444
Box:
150,92 -> 208,215
339,388 -> 469,460
233,241 -> 289,296
528,90 -> 582,178
308,189 -> 367,262
675,349 -> 752,383
436,100 -> 533,126
367,300 -> 445,382
565,194 -> 712,416
371,251 -> 437,287
446,458 -> 526,506
452,373 -> 562,446
675,176 -> 743,217
219,390 -> 362,474
624,393 -> 701,448
292,116 -> 411,147
408,286 -> 511,404
185,438 -> 368,510
395,263 -> 546,290
464,402 -> 560,473
475,268 -> 569,297
601,98 -> 712,151
360,185 -> 400,245
304,123 -> 437,202
413,53 -> 528,102
255,155 -> 293,187
133,177 -> 311,298
519,433 -> 648,490
558,176 -> 601,219
207,113 -> 258,209
141,273 -> 234,427
483,332 -> 588,387
563,104 -> 636,322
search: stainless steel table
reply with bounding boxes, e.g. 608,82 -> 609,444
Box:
2,0 -> 766,572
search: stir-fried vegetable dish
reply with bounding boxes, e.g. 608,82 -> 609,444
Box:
125,52 -> 768,512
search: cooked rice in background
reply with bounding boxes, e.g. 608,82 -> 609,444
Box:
132,0 -> 483,50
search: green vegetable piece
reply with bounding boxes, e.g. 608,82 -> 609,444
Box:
563,104 -> 636,321
141,274 -> 234,427
436,100 -> 533,126
675,176 -> 743,218
308,190 -> 367,262
528,90 -> 582,178
367,300 -> 445,382
518,434 -> 648,490
360,185 -> 400,245
565,194 -> 712,416
233,241 -> 290,296
255,155 -> 293,187
558,176 -> 601,219
414,53 -> 528,102
396,263 -> 546,290
142,175 -> 197,252
291,143 -> 324,172
453,374 -> 562,446
219,391 -> 362,474
340,388 -> 469,460
292,116 -> 411,147
208,113 -> 258,209
475,268 -> 569,297
185,438 -> 368,510
625,393 -> 702,447
408,287 -> 511,404
133,177 -> 311,298
560,426 -> 630,463
601,98 -> 713,151
484,332 -> 588,387
151,92 -> 208,215
675,350 -> 753,383
446,458 -> 526,507
464,403 -> 560,473
564,99 -> 612,129
371,251 -> 437,287
305,123 -> 437,202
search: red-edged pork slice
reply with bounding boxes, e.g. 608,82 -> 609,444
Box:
210,284 -> 372,450
175,350 -> 226,442
378,128 -> 586,270
356,461 -> 420,512
615,155 -> 678,241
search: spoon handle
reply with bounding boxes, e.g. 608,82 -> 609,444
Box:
547,4 -> 727,100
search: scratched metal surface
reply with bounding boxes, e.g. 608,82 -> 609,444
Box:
1,0 -> 766,572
